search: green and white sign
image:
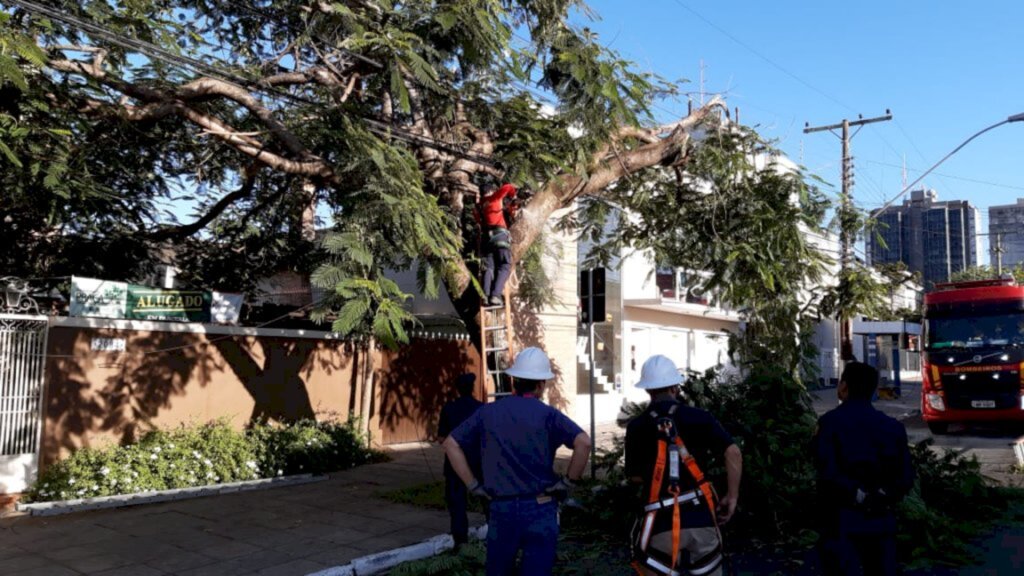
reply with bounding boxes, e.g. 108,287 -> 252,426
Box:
69,276 -> 128,319
126,285 -> 211,322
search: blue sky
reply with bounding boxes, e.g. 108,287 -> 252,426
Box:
581,0 -> 1024,259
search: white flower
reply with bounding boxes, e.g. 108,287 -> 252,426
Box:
68,478 -> 76,485
110,479 -> 118,486
153,446 -> 162,453
306,441 -> 312,446
100,467 -> 110,476
203,459 -> 212,466
192,450 -> 201,458
77,489 -> 84,495
132,471 -> 139,477
276,470 -> 283,477
43,483 -> 49,488
150,454 -> 158,460
91,485 -> 98,491
170,463 -> 176,469
168,443 -> 175,448
214,476 -> 220,482
246,461 -> 257,469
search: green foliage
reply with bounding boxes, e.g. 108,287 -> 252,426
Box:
578,129 -> 832,378
27,418 -> 384,503
389,543 -> 487,576
951,264 -> 1024,285
897,440 -> 1011,568
377,480 -> 486,514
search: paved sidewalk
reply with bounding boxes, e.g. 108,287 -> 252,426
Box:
1,423 -> 624,576
0,443 -> 475,576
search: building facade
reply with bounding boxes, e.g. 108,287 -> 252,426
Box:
988,198 -> 1024,269
868,189 -> 981,288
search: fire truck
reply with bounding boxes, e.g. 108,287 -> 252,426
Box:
921,277 -> 1024,434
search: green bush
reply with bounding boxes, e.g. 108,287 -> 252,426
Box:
897,440 -> 1010,568
27,417 -> 384,502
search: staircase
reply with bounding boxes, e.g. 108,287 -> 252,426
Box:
576,335 -> 614,392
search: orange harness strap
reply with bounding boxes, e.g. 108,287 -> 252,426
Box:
635,422 -> 721,576
676,437 -> 717,520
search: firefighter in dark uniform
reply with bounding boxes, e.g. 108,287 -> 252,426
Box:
813,362 -> 915,576
438,373 -> 484,548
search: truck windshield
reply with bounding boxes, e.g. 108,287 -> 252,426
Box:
928,313 -> 1024,349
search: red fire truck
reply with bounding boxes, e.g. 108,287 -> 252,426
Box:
921,277 -> 1024,434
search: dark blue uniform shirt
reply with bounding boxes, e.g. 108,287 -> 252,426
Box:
439,395 -> 483,480
450,395 -> 583,498
813,399 -> 915,535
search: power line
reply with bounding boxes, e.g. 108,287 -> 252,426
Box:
862,159 -> 1024,193
666,0 -> 855,113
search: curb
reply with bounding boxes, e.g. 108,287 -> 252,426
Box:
306,524 -> 488,576
16,474 -> 326,517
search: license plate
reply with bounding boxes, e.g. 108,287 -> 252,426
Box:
971,400 -> 996,408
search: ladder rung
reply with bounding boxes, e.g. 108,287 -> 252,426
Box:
484,325 -> 506,332
482,304 -> 504,310
485,346 -> 509,353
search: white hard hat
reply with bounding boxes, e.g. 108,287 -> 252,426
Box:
635,355 -> 683,390
504,347 -> 555,380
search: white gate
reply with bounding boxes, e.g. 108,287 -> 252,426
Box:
0,277 -> 49,494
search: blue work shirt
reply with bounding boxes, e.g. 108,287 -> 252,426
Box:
439,395 -> 483,480
813,398 -> 915,535
450,394 -> 584,498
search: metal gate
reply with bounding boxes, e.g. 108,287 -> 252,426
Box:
1,277 -> 49,493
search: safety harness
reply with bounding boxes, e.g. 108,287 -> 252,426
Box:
632,404 -> 724,576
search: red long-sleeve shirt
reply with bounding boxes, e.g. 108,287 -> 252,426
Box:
476,184 -> 517,229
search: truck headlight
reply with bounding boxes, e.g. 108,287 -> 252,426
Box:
926,393 -> 946,411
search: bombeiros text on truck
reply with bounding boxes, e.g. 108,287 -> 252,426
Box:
922,276 -> 1024,434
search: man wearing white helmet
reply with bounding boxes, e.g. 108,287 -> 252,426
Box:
625,355 -> 742,576
444,347 -> 592,576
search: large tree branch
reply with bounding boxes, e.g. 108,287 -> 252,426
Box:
49,57 -> 340,183
146,169 -> 259,241
443,98 -> 726,307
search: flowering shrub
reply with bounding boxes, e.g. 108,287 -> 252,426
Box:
27,418 -> 384,502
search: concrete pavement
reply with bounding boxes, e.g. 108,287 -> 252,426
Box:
0,443 -> 476,576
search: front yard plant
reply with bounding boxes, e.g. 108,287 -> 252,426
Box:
26,418 -> 384,502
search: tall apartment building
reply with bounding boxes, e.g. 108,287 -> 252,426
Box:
868,189 -> 981,288
988,199 -> 1024,269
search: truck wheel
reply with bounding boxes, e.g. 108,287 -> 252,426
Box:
927,422 -> 949,435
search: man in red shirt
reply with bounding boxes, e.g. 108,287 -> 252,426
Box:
476,182 -> 517,307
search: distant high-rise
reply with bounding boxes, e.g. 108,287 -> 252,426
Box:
868,189 -> 980,287
988,199 -> 1024,269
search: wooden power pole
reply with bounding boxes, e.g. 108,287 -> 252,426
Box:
804,110 -> 893,362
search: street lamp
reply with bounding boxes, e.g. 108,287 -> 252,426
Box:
873,112 -> 1024,219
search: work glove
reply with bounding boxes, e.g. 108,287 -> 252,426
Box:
544,476 -> 575,500
467,479 -> 491,500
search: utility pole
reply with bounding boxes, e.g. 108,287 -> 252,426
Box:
805,110 -> 893,362
994,233 -> 1005,275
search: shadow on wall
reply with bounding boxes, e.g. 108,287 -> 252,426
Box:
377,338 -> 480,444
512,302 -> 568,412
42,327 -> 355,468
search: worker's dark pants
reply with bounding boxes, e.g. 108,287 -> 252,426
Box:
486,496 -> 558,576
445,473 -> 470,545
482,239 -> 512,301
820,532 -> 898,576
819,508 -> 899,576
